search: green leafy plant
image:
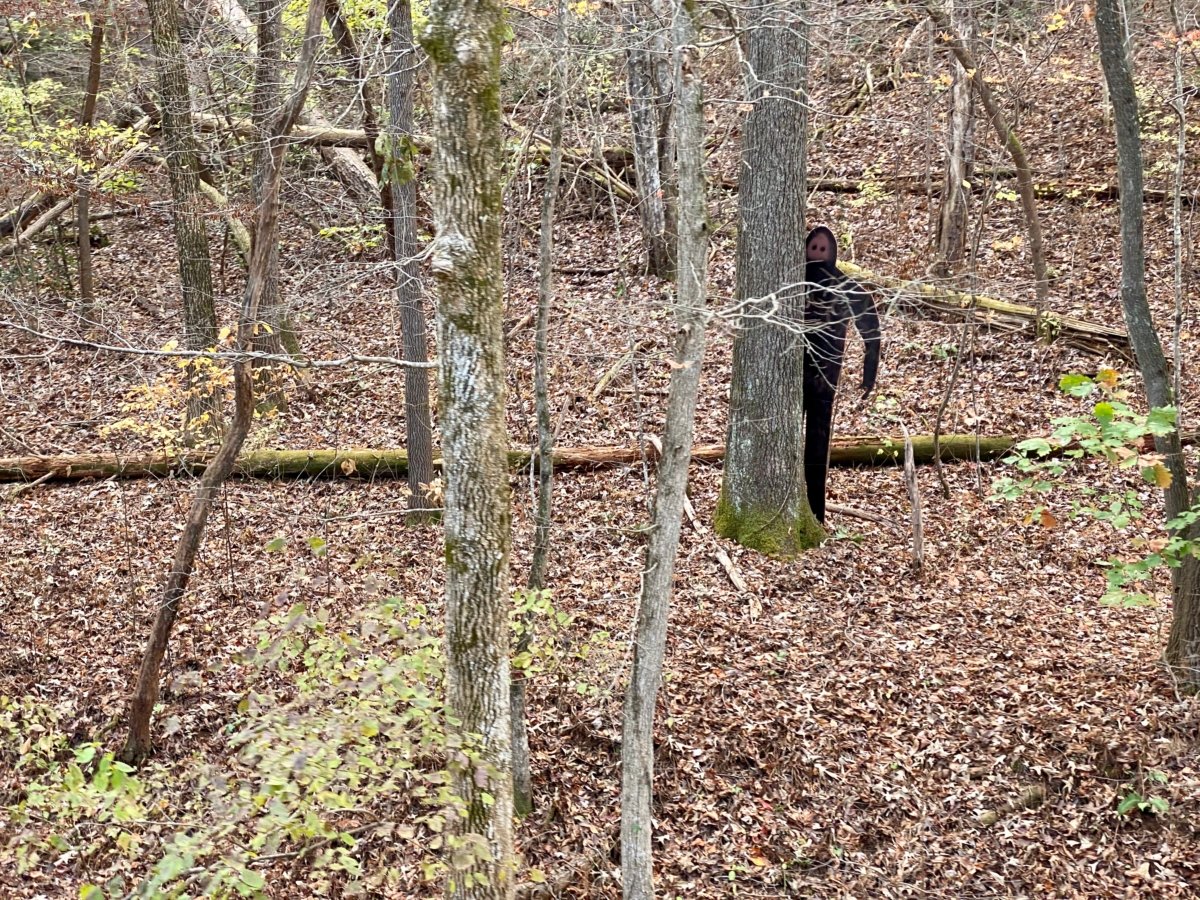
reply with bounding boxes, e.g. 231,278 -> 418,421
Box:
1117,770 -> 1170,816
991,370 -> 1200,607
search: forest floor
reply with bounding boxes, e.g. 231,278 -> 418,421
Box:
2,5 -> 1200,898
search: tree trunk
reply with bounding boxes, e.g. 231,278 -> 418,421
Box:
927,3 -> 1048,305
620,4 -> 707,895
935,0 -> 975,273
122,0 -> 328,765
421,0 -> 516,890
325,0 -> 385,179
512,0 -> 567,821
76,17 -> 104,322
386,0 -> 436,516
1094,0 -> 1200,689
250,0 -> 292,405
145,0 -> 221,440
0,432 -> 1033,484
620,0 -> 674,277
715,1 -> 823,556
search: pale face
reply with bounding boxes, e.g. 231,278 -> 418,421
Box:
806,229 -> 836,264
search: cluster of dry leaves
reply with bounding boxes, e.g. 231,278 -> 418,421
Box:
2,4 -> 1199,897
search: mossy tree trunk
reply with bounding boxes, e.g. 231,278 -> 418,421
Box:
715,0 -> 824,555
421,0 -> 517,890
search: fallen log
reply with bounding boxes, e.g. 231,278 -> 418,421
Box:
0,433 -> 1020,484
839,260 -> 1131,356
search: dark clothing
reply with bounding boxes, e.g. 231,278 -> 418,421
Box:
802,260 -> 882,523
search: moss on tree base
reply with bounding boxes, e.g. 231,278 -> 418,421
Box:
713,490 -> 826,557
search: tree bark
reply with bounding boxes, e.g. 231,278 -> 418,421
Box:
837,260 -> 1129,354
620,4 -> 707,894
1094,0 -> 1200,689
250,0 -> 292,401
927,3 -> 1048,305
421,0 -> 516,889
512,0 -> 567,821
121,0 -> 328,765
715,0 -> 823,556
145,0 -> 221,440
76,17 -> 104,322
0,432 -> 1035,484
620,0 -> 674,277
935,0 -> 975,273
386,0 -> 435,516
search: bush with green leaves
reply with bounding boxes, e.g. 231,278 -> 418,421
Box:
991,370 -> 1200,607
4,587 -> 585,896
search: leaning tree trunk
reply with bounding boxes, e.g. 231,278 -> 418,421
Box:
935,0 -> 975,273
1095,0 -> 1200,688
714,0 -> 823,555
386,0 -> 435,515
145,0 -> 221,439
421,0 -> 516,891
620,3 -> 707,895
122,0 -> 328,765
927,3 -> 1047,305
620,0 -> 674,278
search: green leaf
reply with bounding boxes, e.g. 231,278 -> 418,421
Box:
265,537 -> 287,553
1116,792 -> 1142,815
239,869 -> 266,891
1058,373 -> 1095,396
79,886 -> 104,900
1015,437 -> 1053,456
1147,406 -> 1177,431
1093,401 -> 1115,423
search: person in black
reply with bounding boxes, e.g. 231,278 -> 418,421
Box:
802,226 -> 882,523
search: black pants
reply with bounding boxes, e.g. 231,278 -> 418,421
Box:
802,322 -> 847,524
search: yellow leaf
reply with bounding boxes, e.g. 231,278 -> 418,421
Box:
161,339 -> 179,352
1153,463 -> 1173,488
1096,367 -> 1119,388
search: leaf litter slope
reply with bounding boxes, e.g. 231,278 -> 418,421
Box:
1,6 -> 1199,897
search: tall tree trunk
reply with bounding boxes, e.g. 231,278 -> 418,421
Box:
512,0 -> 567,820
77,17 -> 104,323
386,0 -> 435,515
421,0 -> 516,891
621,0 -> 674,278
145,0 -> 221,439
620,3 -> 707,894
250,0 -> 291,406
1095,0 -> 1200,688
714,1 -> 823,555
927,3 -> 1048,305
935,0 -> 975,273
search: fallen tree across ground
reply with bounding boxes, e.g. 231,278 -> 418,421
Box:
0,433 -> 1022,484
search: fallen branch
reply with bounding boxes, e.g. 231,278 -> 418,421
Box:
0,433 -> 1021,483
840,260 -> 1130,355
